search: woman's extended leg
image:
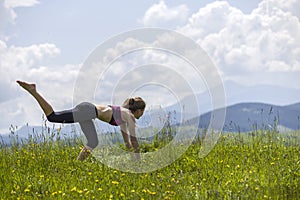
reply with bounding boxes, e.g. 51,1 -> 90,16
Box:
17,80 -> 98,161
16,80 -> 54,116
17,80 -> 75,123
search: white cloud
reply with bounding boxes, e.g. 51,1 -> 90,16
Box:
0,41 -> 61,90
1,40 -> 58,70
89,36 -> 211,117
258,0 -> 300,20
0,39 -> 80,133
0,0 -> 39,39
4,0 -> 39,8
180,1 -> 244,39
177,0 -> 300,87
0,0 -> 16,36
140,1 -> 189,27
1,43 -> 60,68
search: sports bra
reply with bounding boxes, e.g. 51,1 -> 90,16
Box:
108,106 -> 125,126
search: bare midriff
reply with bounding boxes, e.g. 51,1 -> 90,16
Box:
95,105 -> 113,123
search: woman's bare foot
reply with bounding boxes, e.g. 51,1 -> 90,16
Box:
16,80 -> 54,116
77,147 -> 91,161
16,80 -> 36,94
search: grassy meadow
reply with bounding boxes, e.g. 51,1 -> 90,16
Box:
0,127 -> 299,199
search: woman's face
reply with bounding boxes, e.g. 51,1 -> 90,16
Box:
133,109 -> 144,119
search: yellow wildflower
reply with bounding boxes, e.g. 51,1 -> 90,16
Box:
24,188 -> 30,192
51,191 -> 57,196
148,190 -> 156,195
112,181 -> 119,185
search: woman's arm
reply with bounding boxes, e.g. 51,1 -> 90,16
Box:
120,112 -> 140,160
127,118 -> 140,154
120,124 -> 132,150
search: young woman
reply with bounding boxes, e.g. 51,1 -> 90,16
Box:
16,80 -> 146,161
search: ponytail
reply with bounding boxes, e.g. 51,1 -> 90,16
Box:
129,98 -> 135,106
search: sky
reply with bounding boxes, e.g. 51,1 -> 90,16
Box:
0,0 -> 300,134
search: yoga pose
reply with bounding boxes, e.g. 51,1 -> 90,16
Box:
16,80 -> 146,161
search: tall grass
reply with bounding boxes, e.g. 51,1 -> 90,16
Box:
0,123 -> 299,199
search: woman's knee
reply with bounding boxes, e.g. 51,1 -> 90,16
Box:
46,112 -> 57,123
79,120 -> 98,149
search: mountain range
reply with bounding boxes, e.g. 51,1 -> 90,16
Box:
165,81 -> 300,132
196,102 -> 300,132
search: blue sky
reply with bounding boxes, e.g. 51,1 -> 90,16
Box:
1,0 -> 300,133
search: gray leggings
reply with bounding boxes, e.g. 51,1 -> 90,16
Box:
47,102 -> 99,149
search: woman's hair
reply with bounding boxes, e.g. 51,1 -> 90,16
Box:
122,97 -> 146,112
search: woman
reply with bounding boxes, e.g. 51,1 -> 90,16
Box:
16,80 -> 146,161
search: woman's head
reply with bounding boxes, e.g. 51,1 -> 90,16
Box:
122,97 -> 146,113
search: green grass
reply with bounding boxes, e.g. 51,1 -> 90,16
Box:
0,130 -> 299,199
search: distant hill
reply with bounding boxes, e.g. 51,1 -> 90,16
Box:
194,102 -> 300,132
165,81 -> 300,124
0,123 -> 84,146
